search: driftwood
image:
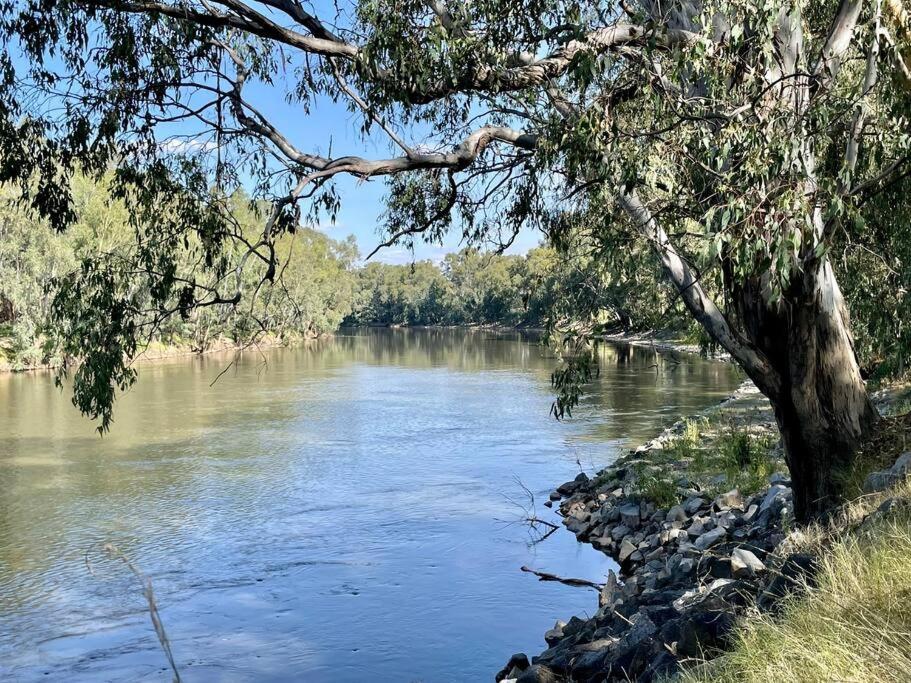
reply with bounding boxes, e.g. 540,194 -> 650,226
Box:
520,566 -> 604,591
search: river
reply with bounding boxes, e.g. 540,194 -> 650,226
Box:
0,328 -> 741,682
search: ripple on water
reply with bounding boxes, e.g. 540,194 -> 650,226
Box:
0,329 -> 741,681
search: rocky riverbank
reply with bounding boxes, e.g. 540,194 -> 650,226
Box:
498,378 -> 911,683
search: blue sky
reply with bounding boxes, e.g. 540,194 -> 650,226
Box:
245,78 -> 544,264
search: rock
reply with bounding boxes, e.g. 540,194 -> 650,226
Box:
600,570 -> 620,608
676,557 -> 696,576
741,503 -> 759,523
866,452 -> 911,493
683,495 -> 705,515
760,484 -> 790,512
666,504 -> 688,523
730,548 -> 765,578
618,611 -> 657,650
570,639 -> 618,679
673,607 -> 737,658
769,472 -> 791,486
543,499 -> 553,508
619,538 -> 638,562
708,556 -> 732,579
890,450 -> 909,475
548,491 -> 561,501
645,546 -> 665,562
694,526 -> 726,550
516,664 -> 560,683
496,653 -> 530,681
556,480 -> 579,496
864,469 -> 894,494
714,510 -> 737,529
544,620 -> 566,645
619,503 -> 642,528
758,552 -> 819,610
877,497 -> 910,515
610,524 -> 631,541
714,488 -> 743,510
687,517 -> 706,537
707,577 -> 735,593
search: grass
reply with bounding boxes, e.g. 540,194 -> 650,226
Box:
676,478 -> 911,683
660,418 -> 778,498
668,418 -> 704,461
635,473 -> 680,508
836,410 -> 911,499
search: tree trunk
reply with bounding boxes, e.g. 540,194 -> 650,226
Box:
730,259 -> 879,521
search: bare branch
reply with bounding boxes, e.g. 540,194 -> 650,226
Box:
81,0 -> 359,57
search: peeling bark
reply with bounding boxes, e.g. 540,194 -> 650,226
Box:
728,258 -> 879,520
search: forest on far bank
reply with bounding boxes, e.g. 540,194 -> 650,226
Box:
0,177 -> 675,370
1,175 -> 908,385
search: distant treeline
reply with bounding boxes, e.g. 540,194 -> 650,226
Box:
2,176 -> 907,380
348,249 -> 558,327
0,179 -> 678,369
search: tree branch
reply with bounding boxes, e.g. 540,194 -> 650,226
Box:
81,0 -> 359,57
815,0 -> 865,87
617,190 -> 781,397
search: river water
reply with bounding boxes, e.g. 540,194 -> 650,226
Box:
0,328 -> 740,682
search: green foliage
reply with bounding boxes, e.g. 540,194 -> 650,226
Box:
669,419 -> 705,461
714,426 -> 777,495
0,179 -> 360,428
635,474 -> 680,509
2,0 -> 910,432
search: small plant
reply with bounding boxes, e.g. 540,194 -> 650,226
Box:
714,424 -> 776,495
884,396 -> 911,417
635,473 -> 679,508
669,418 -> 705,461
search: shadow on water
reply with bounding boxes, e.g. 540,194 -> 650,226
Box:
0,328 -> 741,682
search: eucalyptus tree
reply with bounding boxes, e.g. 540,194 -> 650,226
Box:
2,0 -> 910,519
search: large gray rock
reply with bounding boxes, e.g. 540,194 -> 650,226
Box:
619,538 -> 638,562
610,524 -> 631,541
516,664 -> 560,683
687,518 -> 706,537
694,526 -> 727,550
865,452 -> 911,493
665,504 -> 688,523
760,484 -> 790,512
730,548 -> 765,578
496,653 -> 530,682
599,570 -> 620,608
893,452 -> 911,478
683,495 -> 706,515
619,503 -> 642,528
864,469 -> 894,494
544,620 -> 566,645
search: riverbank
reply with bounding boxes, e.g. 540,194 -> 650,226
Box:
601,329 -> 730,362
0,332 -> 322,374
499,356 -> 911,682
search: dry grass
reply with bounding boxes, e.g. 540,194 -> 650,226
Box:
677,477 -> 911,683
87,543 -> 182,683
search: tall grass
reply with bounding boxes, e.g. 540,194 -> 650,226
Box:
678,480 -> 911,683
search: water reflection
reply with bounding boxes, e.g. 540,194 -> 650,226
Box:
0,329 -> 740,682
